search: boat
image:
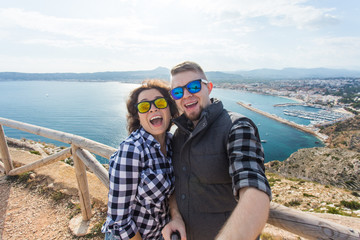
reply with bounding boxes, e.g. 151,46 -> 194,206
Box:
261,140 -> 267,143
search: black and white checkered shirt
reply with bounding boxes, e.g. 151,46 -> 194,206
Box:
228,119 -> 272,199
102,127 -> 174,240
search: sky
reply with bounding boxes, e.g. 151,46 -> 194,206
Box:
0,0 -> 359,73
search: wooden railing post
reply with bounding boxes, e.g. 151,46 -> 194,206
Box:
0,124 -> 13,174
72,144 -> 92,221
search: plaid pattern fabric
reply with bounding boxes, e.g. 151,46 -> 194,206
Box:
228,119 -> 272,199
102,127 -> 174,240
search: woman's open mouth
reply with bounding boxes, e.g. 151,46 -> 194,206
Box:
150,115 -> 163,127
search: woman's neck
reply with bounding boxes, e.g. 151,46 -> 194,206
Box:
154,133 -> 167,156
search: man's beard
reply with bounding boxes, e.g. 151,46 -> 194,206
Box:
184,108 -> 202,122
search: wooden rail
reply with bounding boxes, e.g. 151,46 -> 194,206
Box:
0,117 -> 115,223
0,117 -> 359,239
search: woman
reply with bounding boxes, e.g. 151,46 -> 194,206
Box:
102,79 -> 179,240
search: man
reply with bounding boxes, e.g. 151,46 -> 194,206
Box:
162,61 -> 272,240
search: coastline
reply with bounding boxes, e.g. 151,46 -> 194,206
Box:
237,101 -> 328,141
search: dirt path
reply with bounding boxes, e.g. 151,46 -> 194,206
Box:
0,146 -> 107,240
0,174 -> 78,239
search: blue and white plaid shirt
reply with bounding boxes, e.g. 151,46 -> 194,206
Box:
102,127 -> 174,240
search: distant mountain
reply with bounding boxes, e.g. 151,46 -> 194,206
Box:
1,67 -> 359,83
0,67 -> 170,83
227,67 -> 360,80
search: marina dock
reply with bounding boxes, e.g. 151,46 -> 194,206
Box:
237,101 -> 328,141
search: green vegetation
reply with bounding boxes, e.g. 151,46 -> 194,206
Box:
51,191 -> 66,202
29,150 -> 41,155
87,220 -> 106,238
11,172 -> 33,183
326,207 -> 341,215
288,177 -> 303,182
340,200 -> 360,210
62,157 -> 74,166
351,191 -> 360,197
260,233 -> 277,240
68,203 -> 82,219
268,177 -> 281,187
285,199 -> 302,207
303,193 -> 317,198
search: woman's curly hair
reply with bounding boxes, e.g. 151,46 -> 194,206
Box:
126,79 -> 179,134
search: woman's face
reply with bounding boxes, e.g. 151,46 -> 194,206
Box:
137,88 -> 171,137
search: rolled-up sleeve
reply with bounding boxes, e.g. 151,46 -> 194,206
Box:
227,119 -> 272,200
103,142 -> 141,239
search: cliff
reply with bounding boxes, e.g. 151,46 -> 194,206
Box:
265,115 -> 360,191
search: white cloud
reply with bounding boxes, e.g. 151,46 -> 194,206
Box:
176,0 -> 338,30
0,8 -> 151,48
0,0 -> 358,72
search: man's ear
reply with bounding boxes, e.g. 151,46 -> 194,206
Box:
207,82 -> 213,94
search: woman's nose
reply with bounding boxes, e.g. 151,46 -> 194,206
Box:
149,102 -> 158,112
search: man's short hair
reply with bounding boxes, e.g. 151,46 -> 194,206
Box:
170,61 -> 206,78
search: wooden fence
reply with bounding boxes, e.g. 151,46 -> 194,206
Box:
0,117 -> 359,239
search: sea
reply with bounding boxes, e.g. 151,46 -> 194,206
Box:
0,81 -> 323,163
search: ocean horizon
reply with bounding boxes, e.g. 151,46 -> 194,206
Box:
0,81 -> 323,163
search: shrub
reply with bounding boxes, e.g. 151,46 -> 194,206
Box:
18,172 -> 32,183
268,177 -> 281,182
340,200 -> 360,210
286,199 -> 301,207
268,177 -> 281,187
29,150 -> 41,155
51,191 -> 65,202
89,219 -> 106,237
303,193 -> 317,198
351,192 -> 360,197
260,233 -> 276,240
327,207 -> 340,214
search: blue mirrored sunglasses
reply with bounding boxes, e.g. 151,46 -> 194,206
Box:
170,79 -> 208,100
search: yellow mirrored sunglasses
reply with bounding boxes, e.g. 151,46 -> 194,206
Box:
135,97 -> 168,113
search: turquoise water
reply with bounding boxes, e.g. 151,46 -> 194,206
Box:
0,81 -> 323,163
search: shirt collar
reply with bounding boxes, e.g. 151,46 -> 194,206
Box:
137,127 -> 172,149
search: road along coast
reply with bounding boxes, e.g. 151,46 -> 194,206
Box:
237,101 -> 328,142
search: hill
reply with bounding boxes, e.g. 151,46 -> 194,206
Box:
0,67 -> 170,83
266,115 -> 360,191
228,67 -> 360,80
320,115 -> 360,151
1,67 -> 360,83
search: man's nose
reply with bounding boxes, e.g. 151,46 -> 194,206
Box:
183,88 -> 193,98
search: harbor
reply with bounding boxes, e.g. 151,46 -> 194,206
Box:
282,108 -> 352,125
237,101 -> 329,141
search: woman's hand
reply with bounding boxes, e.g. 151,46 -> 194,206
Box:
162,217 -> 187,240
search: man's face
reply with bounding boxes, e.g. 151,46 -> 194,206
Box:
171,71 -> 212,123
